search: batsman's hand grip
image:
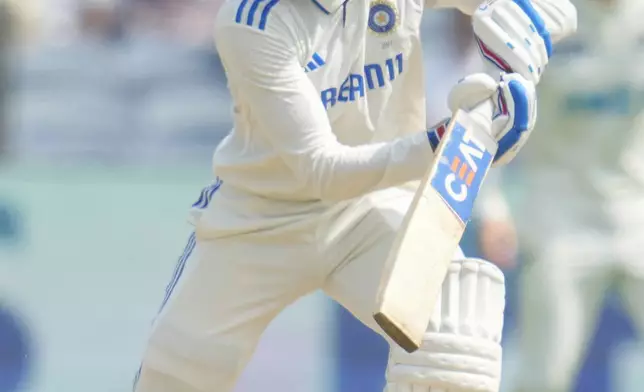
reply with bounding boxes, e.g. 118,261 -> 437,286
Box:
466,99 -> 494,134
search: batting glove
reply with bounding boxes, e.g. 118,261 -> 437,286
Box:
473,0 -> 577,85
440,73 -> 536,167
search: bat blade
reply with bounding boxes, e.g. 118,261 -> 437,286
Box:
373,106 -> 497,353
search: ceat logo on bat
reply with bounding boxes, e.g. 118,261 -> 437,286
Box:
431,121 -> 493,224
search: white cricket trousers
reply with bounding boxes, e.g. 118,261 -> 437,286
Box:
134,182 -> 465,392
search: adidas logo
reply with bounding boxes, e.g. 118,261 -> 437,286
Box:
304,52 -> 326,73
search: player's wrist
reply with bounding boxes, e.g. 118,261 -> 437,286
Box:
426,118 -> 451,151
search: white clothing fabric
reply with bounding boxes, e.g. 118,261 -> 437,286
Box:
136,185 -> 466,392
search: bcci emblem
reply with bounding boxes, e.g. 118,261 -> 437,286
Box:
368,0 -> 398,35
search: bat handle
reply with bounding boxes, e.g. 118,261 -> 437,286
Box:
467,98 -> 494,135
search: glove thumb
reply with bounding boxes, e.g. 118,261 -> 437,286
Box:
447,73 -> 498,113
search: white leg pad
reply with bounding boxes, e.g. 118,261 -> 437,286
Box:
385,258 -> 506,392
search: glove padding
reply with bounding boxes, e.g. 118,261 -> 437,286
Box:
473,0 -> 553,85
440,72 -> 536,167
491,72 -> 537,166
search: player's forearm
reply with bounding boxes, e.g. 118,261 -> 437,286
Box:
304,132 -> 434,202
230,78 -> 437,202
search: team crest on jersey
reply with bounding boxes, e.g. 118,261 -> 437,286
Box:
368,0 -> 398,35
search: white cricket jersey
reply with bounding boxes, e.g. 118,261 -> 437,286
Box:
520,1 -> 644,203
213,0 -> 436,203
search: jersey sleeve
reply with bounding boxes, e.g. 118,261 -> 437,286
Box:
214,7 -> 435,202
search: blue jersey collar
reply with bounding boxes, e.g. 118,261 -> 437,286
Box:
311,0 -> 347,14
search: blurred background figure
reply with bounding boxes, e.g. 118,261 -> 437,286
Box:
0,0 -> 13,158
125,0 -> 224,46
477,0 -> 644,391
6,0 -> 231,164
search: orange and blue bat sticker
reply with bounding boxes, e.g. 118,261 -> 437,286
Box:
430,121 -> 494,224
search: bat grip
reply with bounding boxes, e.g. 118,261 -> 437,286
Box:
466,99 -> 494,135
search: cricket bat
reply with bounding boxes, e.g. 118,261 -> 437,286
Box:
373,101 -> 497,353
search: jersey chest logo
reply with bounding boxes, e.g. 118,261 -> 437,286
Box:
319,53 -> 404,110
368,0 -> 398,35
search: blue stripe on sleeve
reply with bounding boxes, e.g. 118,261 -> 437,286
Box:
246,0 -> 265,27
312,52 -> 325,66
235,0 -> 250,23
310,0 -> 330,14
258,0 -> 280,30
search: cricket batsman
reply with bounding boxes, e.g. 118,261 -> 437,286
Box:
133,0 -> 576,391
476,1 -> 644,391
